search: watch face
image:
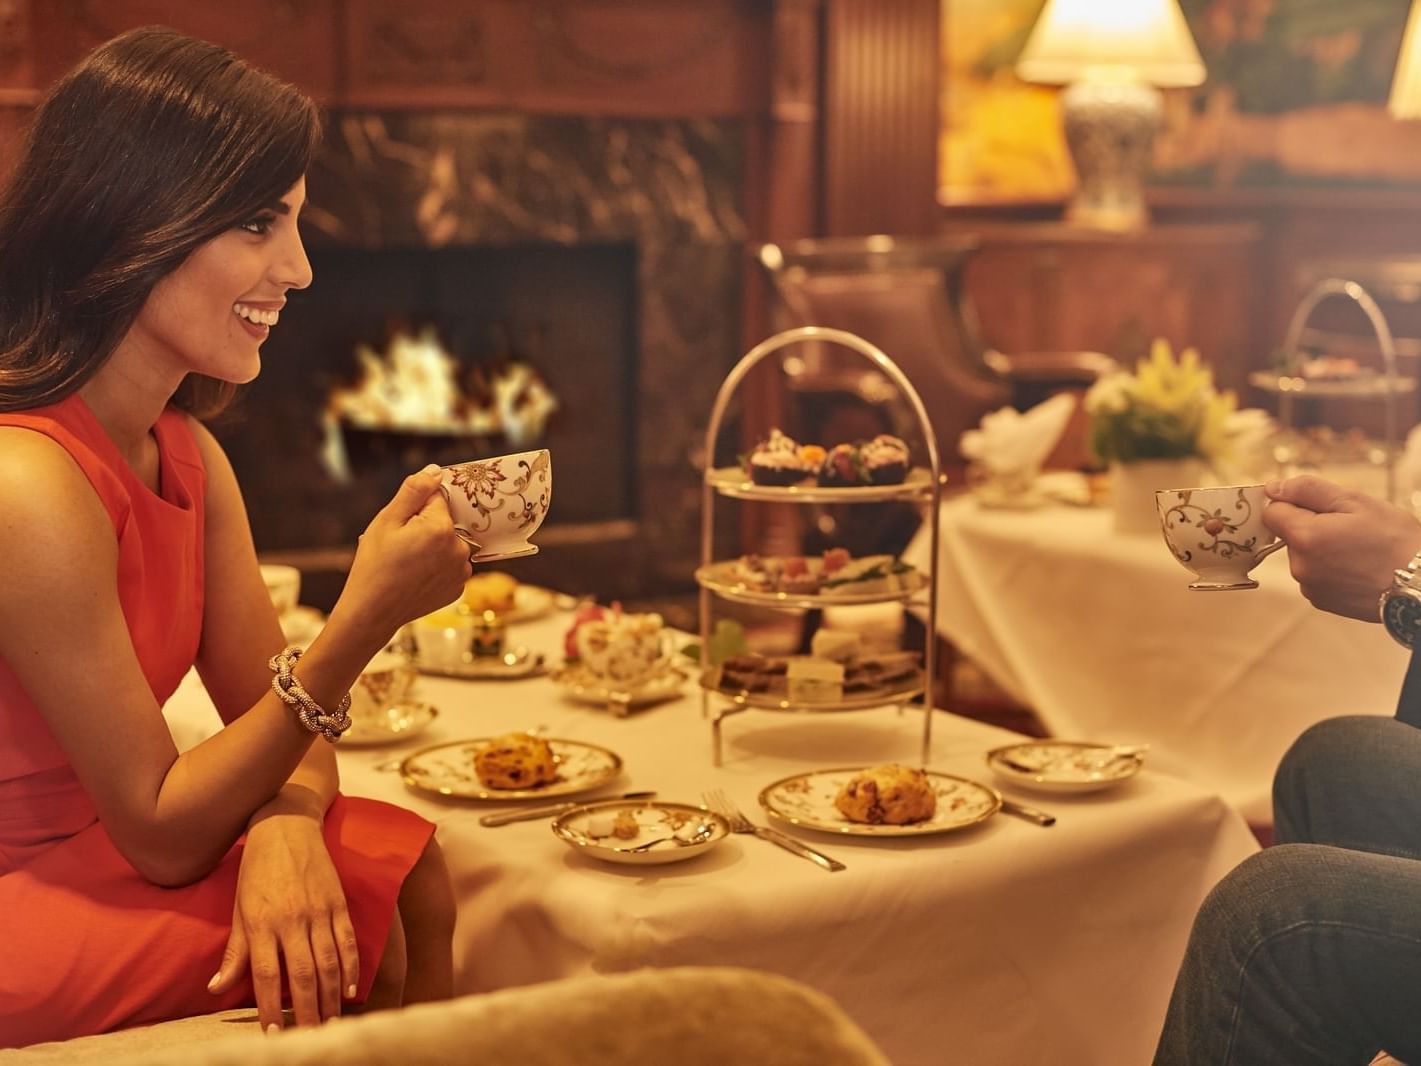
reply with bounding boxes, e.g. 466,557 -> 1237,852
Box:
1384,589 -> 1421,649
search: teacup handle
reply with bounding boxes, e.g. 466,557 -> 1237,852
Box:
1255,539 -> 1285,563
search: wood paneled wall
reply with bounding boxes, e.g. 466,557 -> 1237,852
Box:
820,0 -> 939,237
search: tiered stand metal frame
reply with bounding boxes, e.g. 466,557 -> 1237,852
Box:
1248,277 -> 1413,504
697,326 -> 944,766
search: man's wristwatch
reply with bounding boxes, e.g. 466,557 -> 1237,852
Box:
1380,550 -> 1421,648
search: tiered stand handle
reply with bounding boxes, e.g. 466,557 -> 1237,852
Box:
698,326 -> 944,766
1276,278 -> 1404,503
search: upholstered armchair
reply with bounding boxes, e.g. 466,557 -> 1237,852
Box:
0,967 -> 890,1066
757,235 -> 1113,466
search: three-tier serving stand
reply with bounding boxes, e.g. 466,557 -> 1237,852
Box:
1248,277 -> 1414,504
697,326 -> 945,766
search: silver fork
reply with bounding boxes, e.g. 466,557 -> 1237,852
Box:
703,789 -> 846,873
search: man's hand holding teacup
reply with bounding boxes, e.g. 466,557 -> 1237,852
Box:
1263,475 -> 1421,622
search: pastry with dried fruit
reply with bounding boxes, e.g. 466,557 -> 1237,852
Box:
834,764 -> 936,825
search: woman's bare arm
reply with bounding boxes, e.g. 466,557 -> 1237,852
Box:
0,426 -> 465,885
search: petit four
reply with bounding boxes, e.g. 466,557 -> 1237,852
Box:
747,429 -> 819,485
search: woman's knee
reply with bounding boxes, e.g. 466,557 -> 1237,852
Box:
399,835 -> 456,935
364,909 -> 407,1010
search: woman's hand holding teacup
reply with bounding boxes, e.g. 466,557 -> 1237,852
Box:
333,465 -> 471,644
1262,475 -> 1421,621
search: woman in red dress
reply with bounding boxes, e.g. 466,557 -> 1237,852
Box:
0,28 -> 467,1045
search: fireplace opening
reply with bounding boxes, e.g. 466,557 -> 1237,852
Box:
221,240 -> 638,555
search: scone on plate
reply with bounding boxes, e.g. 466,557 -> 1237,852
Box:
462,571 -> 519,615
834,764 -> 936,825
474,732 -> 558,789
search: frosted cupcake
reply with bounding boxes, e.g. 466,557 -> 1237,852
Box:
747,429 -> 820,486
860,434 -> 910,485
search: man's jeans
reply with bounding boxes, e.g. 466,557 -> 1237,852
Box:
1153,713 -> 1421,1064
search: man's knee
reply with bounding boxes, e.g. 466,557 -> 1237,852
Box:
1274,717 -> 1388,824
1192,845 -> 1320,958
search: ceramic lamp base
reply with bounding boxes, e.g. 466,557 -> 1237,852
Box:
1060,75 -> 1162,233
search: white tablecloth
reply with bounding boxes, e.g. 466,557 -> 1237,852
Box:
166,609 -> 1257,1066
904,496 -> 1409,825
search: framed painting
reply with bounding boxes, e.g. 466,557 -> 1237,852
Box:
940,0 -> 1421,204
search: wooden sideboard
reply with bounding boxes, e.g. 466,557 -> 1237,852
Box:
952,221 -> 1266,393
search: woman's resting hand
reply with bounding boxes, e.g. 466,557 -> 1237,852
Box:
207,812 -> 359,1030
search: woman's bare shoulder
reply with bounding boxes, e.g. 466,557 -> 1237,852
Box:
0,425 -> 112,548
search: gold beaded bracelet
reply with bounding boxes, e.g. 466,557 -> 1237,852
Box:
268,645 -> 353,743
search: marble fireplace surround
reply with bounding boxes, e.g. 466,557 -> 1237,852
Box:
223,111 -> 748,603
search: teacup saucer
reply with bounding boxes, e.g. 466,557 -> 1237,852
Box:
342,701 -> 439,747
473,545 -> 539,563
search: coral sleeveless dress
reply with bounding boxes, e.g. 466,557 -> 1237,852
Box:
0,394 -> 434,1048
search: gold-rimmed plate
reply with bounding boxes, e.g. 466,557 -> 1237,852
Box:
399,737 -> 623,800
986,741 -> 1143,794
342,701 -> 439,747
758,768 -> 1001,837
552,800 -> 729,865
705,466 -> 935,502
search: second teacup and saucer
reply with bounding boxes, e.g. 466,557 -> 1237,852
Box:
1156,483 -> 1284,591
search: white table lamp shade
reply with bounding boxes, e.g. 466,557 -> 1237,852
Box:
1015,0 -> 1205,230
1391,0 -> 1421,118
1017,0 -> 1206,89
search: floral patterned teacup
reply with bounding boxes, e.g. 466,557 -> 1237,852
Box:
440,448 -> 552,562
1156,484 -> 1284,590
349,649 -> 418,724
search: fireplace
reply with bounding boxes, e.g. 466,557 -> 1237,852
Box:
213,112 -> 747,602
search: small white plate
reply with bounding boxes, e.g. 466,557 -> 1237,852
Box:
986,742 -> 1144,794
552,800 -> 728,865
550,664 -> 689,713
342,701 -> 439,747
505,585 -> 557,623
400,737 -> 622,800
758,768 -> 1001,837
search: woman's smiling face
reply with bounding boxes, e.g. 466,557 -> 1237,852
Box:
124,177 -> 312,386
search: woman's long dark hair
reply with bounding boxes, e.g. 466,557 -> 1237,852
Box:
0,26 -> 321,417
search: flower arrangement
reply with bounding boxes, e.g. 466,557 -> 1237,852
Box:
1084,339 -> 1237,466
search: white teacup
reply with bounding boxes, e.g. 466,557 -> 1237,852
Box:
259,564 -> 301,617
348,649 -> 417,724
440,448 -> 552,563
1156,484 -> 1284,590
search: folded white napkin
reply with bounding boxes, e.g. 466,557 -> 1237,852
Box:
958,392 -> 1077,476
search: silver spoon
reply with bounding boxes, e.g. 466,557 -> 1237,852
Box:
623,823 -> 715,852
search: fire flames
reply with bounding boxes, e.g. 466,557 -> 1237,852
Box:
321,326 -> 559,480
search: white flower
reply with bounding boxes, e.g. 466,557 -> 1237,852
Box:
1084,372 -> 1135,416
